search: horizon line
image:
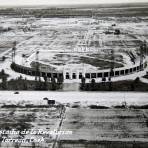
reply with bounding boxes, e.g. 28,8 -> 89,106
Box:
0,1 -> 148,8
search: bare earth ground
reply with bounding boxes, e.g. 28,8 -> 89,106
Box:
58,108 -> 148,148
0,105 -> 148,147
0,106 -> 63,147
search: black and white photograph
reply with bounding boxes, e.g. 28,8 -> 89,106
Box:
0,0 -> 148,147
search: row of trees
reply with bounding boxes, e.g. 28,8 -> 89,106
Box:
0,69 -> 64,90
35,75 -> 63,90
80,77 -> 113,91
80,77 -> 144,91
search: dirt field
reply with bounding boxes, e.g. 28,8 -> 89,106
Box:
0,92 -> 148,147
0,106 -> 63,147
58,108 -> 148,148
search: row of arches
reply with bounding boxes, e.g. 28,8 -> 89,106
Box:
11,63 -> 63,79
11,62 -> 147,80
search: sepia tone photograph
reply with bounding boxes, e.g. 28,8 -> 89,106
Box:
0,0 -> 148,147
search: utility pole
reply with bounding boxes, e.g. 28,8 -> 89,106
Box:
35,50 -> 40,81
143,40 -> 147,55
22,54 -> 26,65
110,49 -> 115,78
140,43 -> 144,70
12,41 -> 16,63
108,49 -> 114,90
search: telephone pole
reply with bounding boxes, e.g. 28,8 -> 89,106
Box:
12,41 -> 16,63
35,50 -> 40,81
110,49 -> 115,78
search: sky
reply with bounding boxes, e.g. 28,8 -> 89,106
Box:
0,0 -> 147,6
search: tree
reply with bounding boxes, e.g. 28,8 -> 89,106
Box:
0,69 -> 8,90
134,77 -> 140,83
108,77 -> 113,91
57,75 -> 64,84
43,76 -> 48,90
35,79 -> 42,90
51,77 -> 56,90
91,79 -> 96,91
2,76 -> 7,90
23,77 -> 28,90
1,69 -> 5,75
18,75 -> 23,80
131,77 -> 140,91
102,77 -> 106,85
80,77 -> 86,90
